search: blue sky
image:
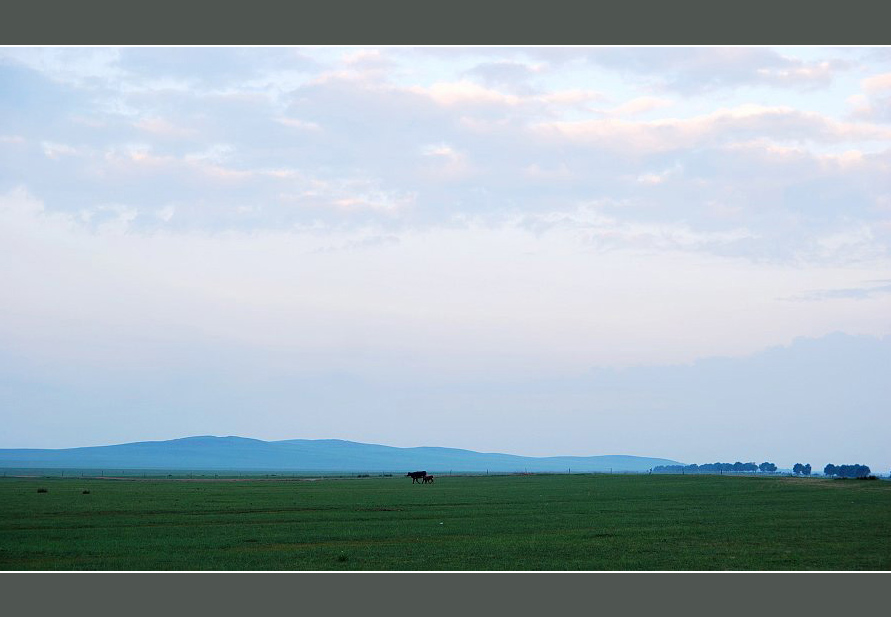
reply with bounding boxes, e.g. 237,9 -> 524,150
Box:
1,47 -> 889,470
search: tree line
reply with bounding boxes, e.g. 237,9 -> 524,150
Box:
652,461 -> 777,473
653,461 -> 873,477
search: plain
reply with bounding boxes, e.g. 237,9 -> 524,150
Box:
1,473 -> 889,570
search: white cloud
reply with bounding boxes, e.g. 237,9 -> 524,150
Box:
157,205 -> 176,222
862,72 -> 891,93
4,187 -> 889,378
538,89 -> 603,108
134,117 -> 198,138
601,96 -> 674,117
41,141 -> 79,159
332,190 -> 416,213
411,80 -> 523,107
276,117 -> 322,131
534,104 -> 891,153
635,163 -> 681,185
576,47 -> 848,93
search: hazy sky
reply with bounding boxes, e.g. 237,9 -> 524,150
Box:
1,47 -> 889,470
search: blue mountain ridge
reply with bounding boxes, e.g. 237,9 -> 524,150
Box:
0,436 -> 681,472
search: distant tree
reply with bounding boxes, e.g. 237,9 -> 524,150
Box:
840,464 -> 870,478
653,465 -> 686,473
656,460 -> 788,475
802,464 -> 811,476
793,463 -> 803,475
823,463 -> 870,478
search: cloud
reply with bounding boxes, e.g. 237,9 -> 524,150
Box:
275,117 -> 322,131
4,186 -> 889,377
156,204 -> 175,222
464,60 -> 545,94
862,72 -> 891,93
0,47 -> 124,87
133,117 -> 198,138
518,207 -> 756,253
600,96 -> 674,117
578,47 -> 849,93
41,141 -> 79,159
538,89 -> 604,108
534,105 -> 891,154
411,80 -> 523,107
849,72 -> 891,123
3,47 -> 890,268
787,281 -> 891,301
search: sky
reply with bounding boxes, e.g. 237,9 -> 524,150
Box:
1,47 -> 889,471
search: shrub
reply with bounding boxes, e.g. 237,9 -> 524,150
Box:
36,488 -> 47,493
82,490 -> 91,494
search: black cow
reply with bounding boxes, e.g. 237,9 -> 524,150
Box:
423,475 -> 435,484
406,470 -> 427,483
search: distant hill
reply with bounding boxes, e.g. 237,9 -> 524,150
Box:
0,436 -> 680,473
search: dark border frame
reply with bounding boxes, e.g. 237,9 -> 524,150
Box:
1,0 -> 888,613
3,0 -> 890,44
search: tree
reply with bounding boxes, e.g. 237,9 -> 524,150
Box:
802,464 -> 811,476
839,464 -> 870,478
793,463 -> 803,475
824,463 -> 870,478
759,462 -> 777,473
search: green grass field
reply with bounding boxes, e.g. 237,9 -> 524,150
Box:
1,473 -> 889,570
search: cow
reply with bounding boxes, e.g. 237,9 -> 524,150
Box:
406,470 -> 427,483
423,474 -> 435,484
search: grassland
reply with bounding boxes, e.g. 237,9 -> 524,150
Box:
1,473 -> 889,570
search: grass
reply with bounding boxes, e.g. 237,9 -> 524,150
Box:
0,473 -> 889,570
